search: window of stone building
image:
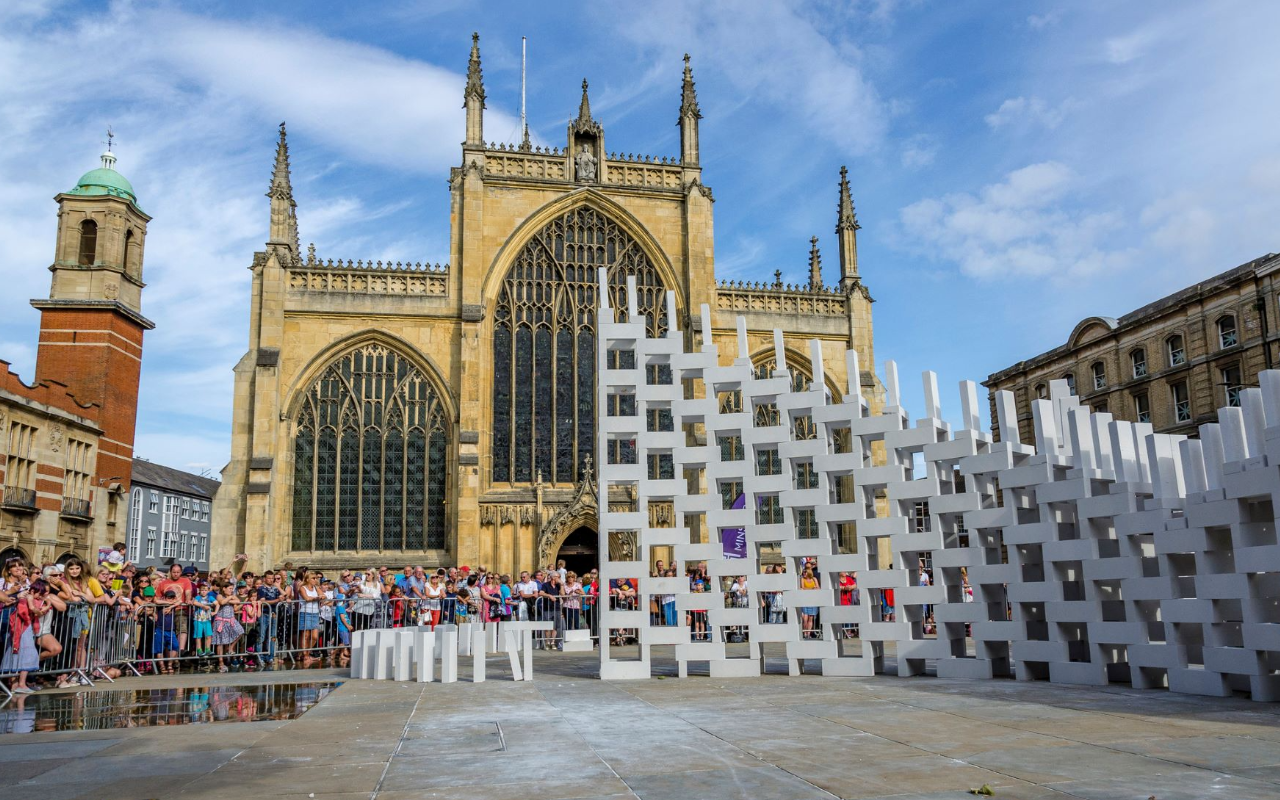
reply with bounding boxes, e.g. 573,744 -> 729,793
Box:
717,389 -> 744,414
717,434 -> 744,461
1218,316 -> 1238,349
1134,393 -> 1151,423
1091,362 -> 1106,391
1094,401 -> 1108,413
149,490 -> 159,513
606,392 -> 636,416
646,406 -> 673,432
647,452 -> 674,481
1172,381 -> 1191,423
63,439 -> 93,505
645,360 -> 672,386
756,447 -> 782,476
492,209 -> 667,485
795,508 -> 820,539
199,533 -> 208,562
292,344 -> 449,553
1131,349 -> 1147,378
719,479 -> 743,509
161,496 -> 179,558
77,219 -> 97,266
1035,383 -> 1048,399
1167,334 -> 1186,366
794,461 -> 819,489
753,401 -> 780,427
753,358 -> 813,393
145,526 -> 157,559
792,414 -> 817,441
4,422 -> 37,496
201,501 -> 210,522
1063,373 -> 1076,395
607,438 -> 637,465
1222,364 -> 1243,408
607,349 -> 636,370
129,489 -> 143,556
756,494 -> 783,525
181,497 -> 191,519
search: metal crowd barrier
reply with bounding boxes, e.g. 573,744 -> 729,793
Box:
2,594 -> 608,694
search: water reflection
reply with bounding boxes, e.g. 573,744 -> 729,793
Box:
0,682 -> 340,734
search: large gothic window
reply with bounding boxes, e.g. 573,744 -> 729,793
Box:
291,344 -> 449,552
492,206 -> 667,484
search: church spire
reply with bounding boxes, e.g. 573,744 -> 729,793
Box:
808,236 -> 823,290
835,166 -> 860,288
576,79 -> 592,127
678,54 -> 701,166
267,122 -> 299,254
464,32 -> 485,146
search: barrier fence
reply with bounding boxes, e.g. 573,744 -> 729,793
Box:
1,594 -> 604,697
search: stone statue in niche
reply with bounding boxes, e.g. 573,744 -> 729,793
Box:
575,144 -> 597,182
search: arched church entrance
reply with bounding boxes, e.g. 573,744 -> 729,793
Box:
556,526 -> 597,577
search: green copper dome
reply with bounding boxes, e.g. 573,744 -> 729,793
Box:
67,152 -> 142,211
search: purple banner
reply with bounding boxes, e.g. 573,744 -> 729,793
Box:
722,493 -> 747,559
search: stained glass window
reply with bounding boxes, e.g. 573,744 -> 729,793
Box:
291,419 -> 314,551
290,345 -> 449,553
491,206 -> 668,484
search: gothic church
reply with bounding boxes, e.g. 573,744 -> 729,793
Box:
214,35 -> 882,574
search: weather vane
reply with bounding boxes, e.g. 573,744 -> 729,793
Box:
103,126 -> 115,152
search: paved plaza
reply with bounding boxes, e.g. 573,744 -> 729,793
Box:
2,652 -> 1280,799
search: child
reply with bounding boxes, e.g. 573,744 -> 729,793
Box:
192,581 -> 215,657
388,584 -> 406,628
154,588 -> 181,674
211,582 -> 245,673
238,584 -> 259,669
334,589 -> 352,666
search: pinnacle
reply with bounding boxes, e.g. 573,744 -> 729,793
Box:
836,164 -> 860,232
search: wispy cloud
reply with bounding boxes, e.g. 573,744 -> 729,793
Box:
608,1 -> 890,156
900,162 -> 1133,280
1026,10 -> 1061,30
984,96 -> 1078,130
900,134 -> 937,169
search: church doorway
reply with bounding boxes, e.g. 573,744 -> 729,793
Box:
556,526 -> 597,577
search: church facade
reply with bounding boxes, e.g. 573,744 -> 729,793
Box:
214,35 -> 882,575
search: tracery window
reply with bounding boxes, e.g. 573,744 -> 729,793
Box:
291,344 -> 449,552
752,358 -> 813,394
492,206 -> 667,484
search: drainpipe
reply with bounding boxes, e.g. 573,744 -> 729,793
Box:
1256,295 -> 1273,370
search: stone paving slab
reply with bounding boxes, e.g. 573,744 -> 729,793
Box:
1,658 -> 1279,799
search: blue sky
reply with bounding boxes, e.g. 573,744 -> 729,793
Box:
2,0 -> 1278,475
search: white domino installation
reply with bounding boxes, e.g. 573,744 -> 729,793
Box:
597,272 -> 1280,700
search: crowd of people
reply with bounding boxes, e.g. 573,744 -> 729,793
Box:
3,542 -> 980,695
1,547 -> 625,694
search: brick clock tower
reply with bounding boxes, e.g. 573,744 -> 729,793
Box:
32,145 -> 154,498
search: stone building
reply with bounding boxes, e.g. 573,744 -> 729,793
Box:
0,147 -> 153,566
985,253 -> 1280,443
214,37 -> 883,575
126,459 -> 220,572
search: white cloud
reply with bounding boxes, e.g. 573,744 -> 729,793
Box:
1140,192 -> 1217,254
1104,26 -> 1161,65
984,96 -> 1077,130
0,7 -> 508,471
900,162 -> 1133,279
1027,11 -> 1062,30
900,134 -> 937,169
610,1 -> 889,156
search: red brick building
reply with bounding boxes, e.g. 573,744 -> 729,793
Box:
0,147 -> 153,566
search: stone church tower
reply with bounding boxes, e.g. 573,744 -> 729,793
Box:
214,35 -> 881,574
